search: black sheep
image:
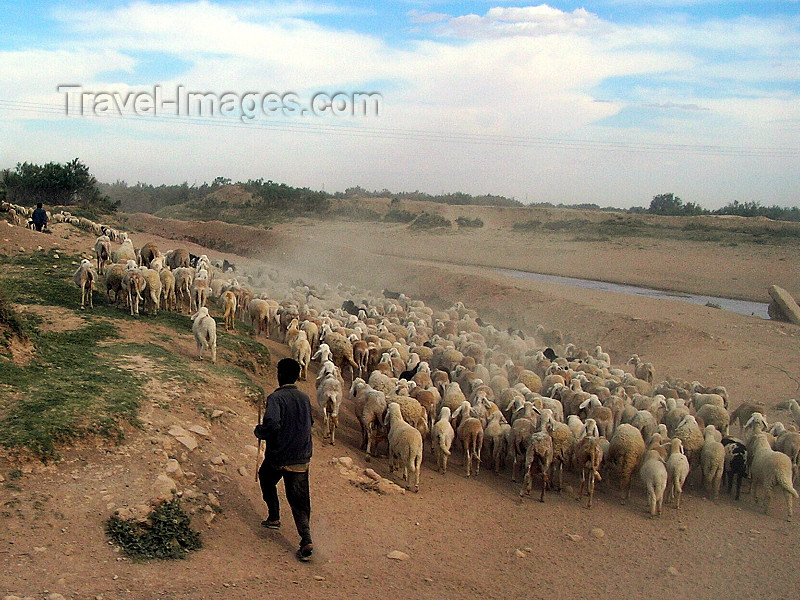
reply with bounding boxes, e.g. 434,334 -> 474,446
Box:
721,437 -> 747,500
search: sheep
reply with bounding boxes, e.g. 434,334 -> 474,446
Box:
94,235 -> 111,273
721,437 -> 747,500
630,409 -> 658,443
191,270 -> 210,312
388,388 -> 429,439
673,414 -> 705,476
385,402 -> 423,492
191,307 -> 217,364
320,325 -> 359,378
312,342 -> 333,364
350,378 -> 387,460
431,406 -> 455,473
749,433 -> 798,521
608,423 -> 646,503
700,425 -> 726,500
544,410 -> 575,492
291,330 -> 312,381
141,268 -> 162,316
627,354 -> 654,384
451,400 -> 483,477
743,412 -> 769,445
123,268 -> 145,316
159,268 -> 176,312
112,238 -> 136,264
509,415 -> 536,482
164,248 -> 190,270
519,431 -> 553,503
787,399 -> 800,429
639,449 -> 668,517
482,410 -> 511,474
221,290 -> 237,331
104,263 -> 126,305
696,403 -> 730,437
665,438 -> 690,509
72,259 -> 96,310
173,267 -> 194,314
578,395 -> 614,438
316,371 -> 343,445
573,435 -> 603,508
138,242 -> 160,268
773,429 -> 800,483
248,299 -> 271,336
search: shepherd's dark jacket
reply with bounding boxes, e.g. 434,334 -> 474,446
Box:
254,384 -> 313,467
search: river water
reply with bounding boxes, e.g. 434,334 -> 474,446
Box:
496,268 -> 770,319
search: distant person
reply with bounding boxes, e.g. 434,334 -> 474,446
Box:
31,203 -> 48,232
254,358 -> 314,562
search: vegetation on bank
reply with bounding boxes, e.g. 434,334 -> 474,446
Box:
0,249 -> 269,459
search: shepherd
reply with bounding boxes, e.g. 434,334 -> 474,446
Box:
254,358 -> 315,562
31,202 -> 48,232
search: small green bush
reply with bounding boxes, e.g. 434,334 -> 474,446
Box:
456,216 -> 484,228
384,209 -> 416,223
409,212 -> 451,229
106,498 -> 202,560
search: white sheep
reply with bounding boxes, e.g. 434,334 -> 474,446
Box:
221,290 -> 237,331
385,402 -> 423,492
72,259 -> 96,310
316,371 -> 343,445
700,425 -> 725,500
291,330 -> 312,381
94,235 -> 111,273
350,378 -> 387,460
482,410 -> 510,474
191,307 -> 217,363
639,449 -> 668,517
311,342 -> 333,364
573,435 -> 603,508
665,438 -> 690,510
787,399 -> 800,430
431,406 -> 455,473
608,423 -> 646,504
749,433 -> 798,521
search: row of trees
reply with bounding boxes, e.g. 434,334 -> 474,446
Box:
640,193 -> 800,222
333,186 -> 522,207
1,159 -> 117,212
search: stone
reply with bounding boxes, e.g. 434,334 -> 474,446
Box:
338,456 -> 354,469
4,595 -> 23,600
204,513 -> 216,526
207,492 -> 221,508
237,466 -> 248,477
152,474 -> 177,499
767,285 -> 800,325
211,410 -> 224,419
566,533 -> 582,542
387,550 -> 409,561
667,566 -> 679,576
244,445 -> 259,457
364,468 -> 381,482
188,425 -> 210,437
589,527 -> 605,539
313,575 -> 325,581
0,474 -> 5,483
514,549 -> 526,558
165,459 -> 183,478
210,454 -> 228,466
48,594 -> 67,600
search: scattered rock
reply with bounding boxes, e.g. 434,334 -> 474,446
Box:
767,285 -> 800,325
667,566 -> 679,576
152,474 -> 177,499
566,533 -> 582,542
207,492 -> 221,508
3,596 -> 22,600
47,594 -> 67,600
678,525 -> 688,532
387,550 -> 409,561
514,549 -> 526,558
211,410 -> 225,419
188,425 -> 210,437
165,459 -> 183,478
589,527 -> 605,539
0,474 -> 5,483
237,466 -> 248,477
313,575 -> 325,581
338,456 -> 354,469
364,468 -> 381,482
168,425 -> 198,451
210,455 -> 228,466
204,513 -> 216,526
244,445 -> 259,457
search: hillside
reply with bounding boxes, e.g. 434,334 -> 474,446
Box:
2,208 -> 800,600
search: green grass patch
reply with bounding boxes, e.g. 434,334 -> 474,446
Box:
106,498 -> 202,561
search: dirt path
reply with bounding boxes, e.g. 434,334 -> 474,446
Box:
2,211 -> 800,600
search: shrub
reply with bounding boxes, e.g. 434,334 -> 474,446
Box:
106,498 -> 202,560
409,212 -> 451,229
456,216 -> 484,228
384,209 -> 416,223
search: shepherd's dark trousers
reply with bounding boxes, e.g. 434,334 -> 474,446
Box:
259,462 -> 312,547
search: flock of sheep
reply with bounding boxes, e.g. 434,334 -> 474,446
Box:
4,202 -> 800,522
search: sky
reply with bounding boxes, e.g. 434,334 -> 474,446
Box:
0,1 -> 798,208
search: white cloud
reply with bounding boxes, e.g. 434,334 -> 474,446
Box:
0,2 -> 797,207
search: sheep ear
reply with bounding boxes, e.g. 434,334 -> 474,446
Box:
579,399 -> 590,410
531,406 -> 541,415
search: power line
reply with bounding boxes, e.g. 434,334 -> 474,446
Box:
0,98 -> 797,158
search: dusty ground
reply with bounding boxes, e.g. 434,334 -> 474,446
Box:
2,207 -> 800,600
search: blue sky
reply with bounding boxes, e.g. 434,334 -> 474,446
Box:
0,1 -> 798,207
